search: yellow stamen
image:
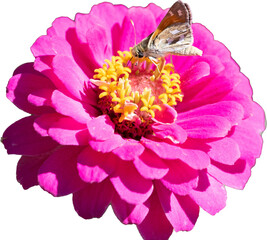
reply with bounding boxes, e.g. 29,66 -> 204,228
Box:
92,49 -> 183,122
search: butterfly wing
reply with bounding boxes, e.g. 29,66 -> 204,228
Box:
148,1 -> 191,46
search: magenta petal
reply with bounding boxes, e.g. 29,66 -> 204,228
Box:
86,23 -> 112,67
177,115 -> 232,139
89,134 -> 126,153
161,160 -> 198,195
17,155 -> 47,190
152,123 -> 187,144
133,148 -> 169,179
207,137 -> 240,165
137,192 -> 173,240
7,73 -> 55,114
178,101 -> 244,126
156,181 -> 199,231
208,159 -> 251,189
52,55 -> 87,100
153,104 -> 177,124
112,192 -> 149,225
77,147 -> 117,183
48,117 -> 89,145
190,170 -> 227,215
51,90 -> 98,124
230,120 -> 264,167
110,161 -> 153,205
2,116 -> 58,155
73,179 -> 114,219
120,7 -> 156,51
38,146 -> 85,196
112,139 -> 145,161
142,138 -> 182,159
142,138 -> 210,169
87,115 -> 115,141
28,88 -> 53,107
33,113 -> 62,136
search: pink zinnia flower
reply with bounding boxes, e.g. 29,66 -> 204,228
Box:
2,2 -> 265,240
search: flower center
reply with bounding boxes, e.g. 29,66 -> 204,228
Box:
91,50 -> 183,140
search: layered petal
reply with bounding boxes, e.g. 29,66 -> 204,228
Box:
110,161 -> 153,205
38,146 -> 85,196
73,179 -> 114,219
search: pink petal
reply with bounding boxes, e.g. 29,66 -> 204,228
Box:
152,123 -> 187,144
190,170 -> 227,215
31,35 -> 56,56
179,72 -> 237,113
230,116 -> 264,167
7,73 -> 55,114
77,146 -> 117,183
141,138 -> 181,159
86,23 -> 112,68
73,179 -> 114,219
112,192 -> 149,225
156,181 -> 199,231
33,113 -> 62,137
13,62 -> 39,76
207,137 -> 240,165
38,146 -> 85,196
89,3 -> 128,55
51,90 -> 98,124
52,55 -> 88,100
137,192 -> 173,240
112,139 -> 145,161
133,148 -> 169,179
178,61 -> 211,93
2,116 -> 58,155
28,88 -> 53,107
174,55 -> 224,77
208,159 -> 251,190
153,104 -> 177,124
16,155 -> 47,190
142,138 -> 210,169
177,115 -> 232,139
47,17 -> 75,38
178,101 -> 244,126
48,117 -> 89,145
147,3 -> 166,23
193,23 -> 232,65
110,161 -> 153,205
120,7 -> 156,51
89,134 -> 126,153
161,160 -> 198,195
87,115 -> 115,141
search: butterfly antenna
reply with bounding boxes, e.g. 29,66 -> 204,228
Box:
130,19 -> 137,46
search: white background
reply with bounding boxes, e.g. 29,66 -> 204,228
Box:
0,0 -> 266,239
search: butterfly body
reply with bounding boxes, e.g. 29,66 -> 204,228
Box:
131,1 -> 202,60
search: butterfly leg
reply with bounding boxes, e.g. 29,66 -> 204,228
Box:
153,57 -> 166,80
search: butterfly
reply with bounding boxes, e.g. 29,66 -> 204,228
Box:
131,0 -> 202,62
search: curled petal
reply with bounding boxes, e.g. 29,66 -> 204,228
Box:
77,146 -> 117,183
133,148 -> 169,179
161,160 -> 198,196
208,159 -> 251,190
110,161 -> 153,205
112,192 -> 149,225
190,170 -> 227,215
38,146 -> 85,196
156,181 -> 199,232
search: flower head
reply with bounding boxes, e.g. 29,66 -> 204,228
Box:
2,2 -> 265,240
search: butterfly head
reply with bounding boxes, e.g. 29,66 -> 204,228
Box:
131,45 -> 144,58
